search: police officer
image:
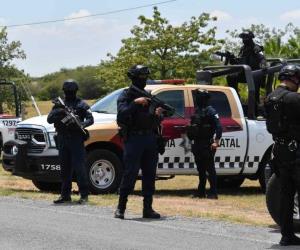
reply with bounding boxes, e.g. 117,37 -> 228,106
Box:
114,65 -> 163,219
47,79 -> 94,204
227,30 -> 267,104
265,65 -> 300,246
187,89 -> 222,199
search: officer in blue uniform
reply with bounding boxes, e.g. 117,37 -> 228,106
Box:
114,65 -> 163,219
47,79 -> 94,204
265,65 -> 300,246
187,89 -> 222,199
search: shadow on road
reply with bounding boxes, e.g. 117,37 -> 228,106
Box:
132,186 -> 263,197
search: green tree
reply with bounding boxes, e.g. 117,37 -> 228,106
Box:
98,7 -> 221,91
0,27 -> 26,114
36,66 -> 105,100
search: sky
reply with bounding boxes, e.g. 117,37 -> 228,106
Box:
0,0 -> 300,77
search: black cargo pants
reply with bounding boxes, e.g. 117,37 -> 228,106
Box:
273,142 -> 300,237
57,133 -> 89,199
192,142 -> 217,195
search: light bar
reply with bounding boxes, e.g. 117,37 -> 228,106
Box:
146,79 -> 185,85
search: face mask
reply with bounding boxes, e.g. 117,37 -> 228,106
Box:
64,90 -> 77,101
132,77 -> 147,89
242,39 -> 253,46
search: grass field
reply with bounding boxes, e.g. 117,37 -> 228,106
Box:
0,163 -> 274,227
24,99 -> 96,118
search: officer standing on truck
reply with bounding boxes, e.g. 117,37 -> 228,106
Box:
264,65 -> 300,246
114,65 -> 164,219
226,30 -> 267,103
47,79 -> 94,205
187,89 -> 222,199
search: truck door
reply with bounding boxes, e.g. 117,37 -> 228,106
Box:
189,88 -> 247,174
153,88 -> 193,171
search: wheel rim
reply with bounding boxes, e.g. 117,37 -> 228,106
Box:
294,192 -> 300,220
89,160 -> 115,190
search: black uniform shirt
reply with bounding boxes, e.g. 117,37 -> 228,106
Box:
47,98 -> 94,134
238,43 -> 266,70
191,106 -> 223,140
117,86 -> 160,131
270,86 -> 300,139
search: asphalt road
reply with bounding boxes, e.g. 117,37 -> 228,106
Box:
0,197 -> 296,250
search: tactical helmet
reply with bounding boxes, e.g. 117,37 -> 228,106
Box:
239,31 -> 255,40
127,65 -> 150,79
278,64 -> 300,84
192,89 -> 210,108
62,79 -> 79,92
192,89 -> 210,99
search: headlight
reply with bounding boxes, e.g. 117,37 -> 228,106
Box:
11,146 -> 18,155
48,132 -> 57,148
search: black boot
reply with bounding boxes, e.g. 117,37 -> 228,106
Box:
143,196 -> 160,219
280,235 -> 300,246
114,196 -> 127,219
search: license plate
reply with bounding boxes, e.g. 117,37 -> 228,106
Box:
40,164 -> 61,171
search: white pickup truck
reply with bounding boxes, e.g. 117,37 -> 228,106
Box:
0,80 -> 22,154
2,65 -> 279,194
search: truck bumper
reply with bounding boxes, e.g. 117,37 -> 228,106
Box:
2,140 -> 61,182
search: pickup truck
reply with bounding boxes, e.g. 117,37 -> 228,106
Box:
0,80 -> 22,154
2,65 -> 279,194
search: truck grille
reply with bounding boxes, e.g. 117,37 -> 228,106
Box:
15,127 -> 46,154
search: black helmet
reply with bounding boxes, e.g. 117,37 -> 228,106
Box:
127,65 -> 150,79
192,89 -> 210,108
239,30 -> 255,40
278,64 -> 300,84
62,79 -> 79,92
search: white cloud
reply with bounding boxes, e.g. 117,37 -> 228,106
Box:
210,10 -> 232,21
8,9 -> 133,76
66,9 -> 91,19
280,9 -> 300,20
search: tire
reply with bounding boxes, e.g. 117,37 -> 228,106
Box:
86,149 -> 122,194
266,174 -> 300,230
32,180 -> 61,192
258,150 -> 272,193
217,177 -> 244,189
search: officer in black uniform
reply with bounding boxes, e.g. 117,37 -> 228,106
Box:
114,65 -> 163,219
265,65 -> 300,246
227,30 -> 267,103
47,79 -> 94,204
187,89 -> 222,199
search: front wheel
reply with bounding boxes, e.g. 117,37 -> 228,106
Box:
86,149 -> 123,194
266,174 -> 300,230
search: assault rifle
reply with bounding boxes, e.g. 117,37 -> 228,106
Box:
130,84 -> 185,118
214,51 -> 237,65
52,97 -> 89,140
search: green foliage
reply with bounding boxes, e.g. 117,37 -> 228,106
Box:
0,27 -> 27,114
34,66 -> 106,100
97,7 -> 222,90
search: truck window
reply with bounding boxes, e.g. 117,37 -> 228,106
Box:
209,91 -> 232,117
155,90 -> 185,117
91,89 -> 123,114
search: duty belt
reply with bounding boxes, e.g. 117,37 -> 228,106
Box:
274,138 -> 298,152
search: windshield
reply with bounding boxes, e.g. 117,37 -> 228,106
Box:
91,89 -> 123,114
